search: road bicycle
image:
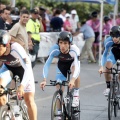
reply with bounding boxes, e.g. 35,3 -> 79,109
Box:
46,70 -> 80,120
0,75 -> 29,120
103,60 -> 120,120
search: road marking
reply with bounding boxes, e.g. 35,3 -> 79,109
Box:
35,81 -> 105,102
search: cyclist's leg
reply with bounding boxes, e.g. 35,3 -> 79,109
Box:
24,79 -> 37,120
55,67 -> 67,119
0,63 -> 12,106
103,51 -> 116,96
70,61 -> 80,107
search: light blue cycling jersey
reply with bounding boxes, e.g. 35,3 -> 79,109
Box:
101,36 -> 116,66
43,44 -> 80,81
0,64 -> 12,86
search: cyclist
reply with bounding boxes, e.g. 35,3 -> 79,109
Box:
0,61 -> 12,106
0,30 -> 37,120
40,31 -> 80,108
99,26 -> 120,96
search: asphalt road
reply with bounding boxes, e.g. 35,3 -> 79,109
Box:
33,60 -> 120,120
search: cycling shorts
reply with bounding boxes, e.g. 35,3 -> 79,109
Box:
5,65 -> 35,93
0,64 -> 12,87
56,60 -> 80,81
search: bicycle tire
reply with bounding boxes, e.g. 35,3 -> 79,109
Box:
51,91 -> 65,120
108,84 -> 114,120
114,80 -> 120,117
0,105 -> 11,120
20,100 -> 29,120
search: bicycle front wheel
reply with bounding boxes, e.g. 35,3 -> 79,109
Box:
108,86 -> 114,120
72,100 -> 80,120
114,80 -> 120,117
20,100 -> 29,120
0,105 -> 11,120
51,91 -> 65,120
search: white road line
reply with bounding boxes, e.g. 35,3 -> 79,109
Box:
35,81 -> 105,102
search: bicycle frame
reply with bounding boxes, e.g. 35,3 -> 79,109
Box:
46,70 -> 78,119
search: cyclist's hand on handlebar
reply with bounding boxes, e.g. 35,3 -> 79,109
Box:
0,88 -> 4,94
17,84 -> 24,97
40,80 -> 46,91
68,79 -> 75,89
98,66 -> 104,74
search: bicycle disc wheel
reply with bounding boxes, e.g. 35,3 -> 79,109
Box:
0,105 -> 11,120
108,86 -> 114,120
51,91 -> 64,120
20,100 -> 29,120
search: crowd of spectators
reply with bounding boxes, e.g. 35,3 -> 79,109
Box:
0,2 -> 120,63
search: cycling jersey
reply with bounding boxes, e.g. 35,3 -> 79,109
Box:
43,44 -> 80,81
0,42 -> 35,92
0,64 -> 12,86
101,36 -> 118,66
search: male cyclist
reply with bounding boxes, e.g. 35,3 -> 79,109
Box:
40,31 -> 80,108
99,26 -> 120,96
0,30 -> 37,120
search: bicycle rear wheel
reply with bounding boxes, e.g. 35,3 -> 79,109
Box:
108,85 -> 114,120
51,91 -> 65,120
0,105 -> 11,120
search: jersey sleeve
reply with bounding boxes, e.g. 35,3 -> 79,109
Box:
11,43 -> 34,87
101,37 -> 113,66
43,48 -> 59,79
71,50 -> 80,79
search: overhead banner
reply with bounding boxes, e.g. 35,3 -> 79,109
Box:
106,0 -> 116,5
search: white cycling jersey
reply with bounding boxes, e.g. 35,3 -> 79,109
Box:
0,42 -> 35,92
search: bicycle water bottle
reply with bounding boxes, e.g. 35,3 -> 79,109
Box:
13,105 -> 22,120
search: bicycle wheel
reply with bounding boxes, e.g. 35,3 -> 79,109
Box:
71,100 -> 80,120
51,91 -> 64,120
108,85 -> 114,120
20,100 -> 29,120
0,105 -> 11,120
114,80 -> 120,117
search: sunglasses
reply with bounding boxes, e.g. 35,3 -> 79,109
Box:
110,32 -> 120,38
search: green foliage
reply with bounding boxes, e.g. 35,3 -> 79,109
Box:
13,0 -> 120,20
0,0 -> 9,4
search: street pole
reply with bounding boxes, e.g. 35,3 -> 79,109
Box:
113,0 -> 118,25
30,0 -> 33,10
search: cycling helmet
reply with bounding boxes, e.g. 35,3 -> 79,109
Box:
110,26 -> 120,38
104,16 -> 110,22
91,11 -> 98,18
58,31 -> 73,43
0,30 -> 11,45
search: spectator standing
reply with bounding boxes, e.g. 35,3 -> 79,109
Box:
63,13 -> 72,32
69,10 -> 78,33
50,9 -> 63,32
0,7 -> 11,30
80,21 -> 96,63
9,10 -> 30,54
116,13 -> 120,26
86,11 -> 100,60
59,8 -> 66,22
26,9 -> 42,67
103,16 -> 112,37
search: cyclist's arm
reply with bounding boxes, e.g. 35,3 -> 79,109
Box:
43,50 -> 59,80
71,50 -> 80,80
11,43 -> 33,87
101,37 -> 113,67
